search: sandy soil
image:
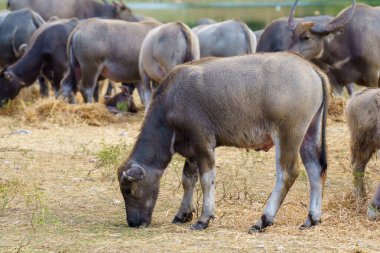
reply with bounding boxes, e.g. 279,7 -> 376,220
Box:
0,95 -> 379,253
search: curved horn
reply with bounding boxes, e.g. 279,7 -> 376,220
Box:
288,0 -> 300,31
311,0 -> 356,33
11,28 -> 20,58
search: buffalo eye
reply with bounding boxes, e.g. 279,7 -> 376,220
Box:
301,35 -> 311,41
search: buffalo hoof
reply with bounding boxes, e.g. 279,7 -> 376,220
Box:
249,215 -> 273,233
249,225 -> 267,233
190,221 -> 208,230
300,214 -> 320,230
172,212 -> 193,224
367,204 -> 380,220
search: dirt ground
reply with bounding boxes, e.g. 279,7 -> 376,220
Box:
0,89 -> 379,253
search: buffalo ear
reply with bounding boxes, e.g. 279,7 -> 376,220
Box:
122,164 -> 145,182
3,71 -> 13,82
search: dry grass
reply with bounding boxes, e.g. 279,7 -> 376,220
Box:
22,99 -> 119,126
328,96 -> 346,122
1,93 -> 380,252
0,85 -> 138,127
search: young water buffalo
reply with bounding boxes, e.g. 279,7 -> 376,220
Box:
0,18 -> 79,106
139,22 -> 200,109
62,19 -> 160,103
287,0 -> 380,94
118,52 -> 329,232
346,88 -> 380,220
192,20 -> 257,57
7,0 -> 138,21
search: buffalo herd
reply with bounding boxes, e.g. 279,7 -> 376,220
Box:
0,0 -> 379,232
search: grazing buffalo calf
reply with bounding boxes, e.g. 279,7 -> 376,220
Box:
287,0 -> 380,94
139,22 -> 200,109
118,52 -> 329,232
346,88 -> 380,220
0,18 -> 79,106
61,19 -> 160,103
192,20 -> 256,57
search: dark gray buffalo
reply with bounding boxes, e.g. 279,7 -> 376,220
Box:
287,0 -> 380,93
256,15 -> 355,96
346,88 -> 380,220
7,0 -> 138,21
62,19 -> 161,103
139,22 -> 200,109
0,19 -> 78,106
257,15 -> 332,53
0,9 -> 44,68
118,52 -> 329,232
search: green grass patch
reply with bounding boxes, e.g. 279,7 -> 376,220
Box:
95,141 -> 132,180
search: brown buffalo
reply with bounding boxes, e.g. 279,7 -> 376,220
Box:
139,22 -> 200,109
346,88 -> 380,220
118,52 -> 329,232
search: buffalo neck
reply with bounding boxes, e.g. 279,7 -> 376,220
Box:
8,45 -> 44,85
128,100 -> 174,171
319,32 -> 349,67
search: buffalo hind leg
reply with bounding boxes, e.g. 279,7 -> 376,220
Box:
351,146 -> 373,199
141,71 -> 152,111
299,110 -> 326,228
80,66 -> 100,103
250,133 -> 301,233
172,159 -> 199,224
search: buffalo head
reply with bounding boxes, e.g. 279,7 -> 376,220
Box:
104,86 -> 138,113
113,0 -> 139,22
287,0 -> 356,59
118,163 -> 163,227
0,69 -> 23,107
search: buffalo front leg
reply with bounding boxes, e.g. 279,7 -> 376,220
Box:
191,157 -> 216,230
250,134 -> 301,233
368,184 -> 380,220
38,76 -> 49,97
172,159 -> 198,224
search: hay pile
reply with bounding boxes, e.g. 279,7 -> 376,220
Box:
328,96 -> 346,122
0,86 -> 41,116
22,98 -> 118,126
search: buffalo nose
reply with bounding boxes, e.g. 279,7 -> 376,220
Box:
127,219 -> 142,228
